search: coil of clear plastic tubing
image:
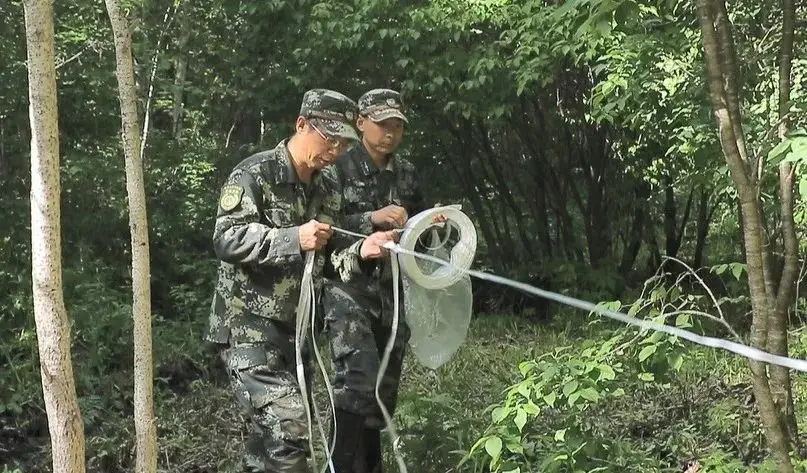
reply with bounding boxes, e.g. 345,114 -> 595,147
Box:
393,205 -> 478,287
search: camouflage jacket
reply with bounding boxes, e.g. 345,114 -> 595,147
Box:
205,140 -> 351,344
319,145 -> 426,301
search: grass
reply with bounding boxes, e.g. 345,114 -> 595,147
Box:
3,312 -> 807,473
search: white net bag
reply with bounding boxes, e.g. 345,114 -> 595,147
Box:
396,206 -> 477,369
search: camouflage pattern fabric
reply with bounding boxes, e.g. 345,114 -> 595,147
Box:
356,89 -> 408,123
206,135 -> 353,472
317,144 -> 426,428
300,88 -> 360,142
222,330 -> 312,472
205,140 -> 337,344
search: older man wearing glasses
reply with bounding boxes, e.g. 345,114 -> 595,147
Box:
205,88 -> 398,473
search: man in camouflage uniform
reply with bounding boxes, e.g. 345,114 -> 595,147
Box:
205,88 -> 398,473
318,89 -> 427,473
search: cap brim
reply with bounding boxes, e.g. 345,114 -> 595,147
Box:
367,109 -> 409,123
317,118 -> 360,142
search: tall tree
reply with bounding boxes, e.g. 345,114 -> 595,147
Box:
23,0 -> 86,471
104,0 -> 157,471
695,0 -> 799,469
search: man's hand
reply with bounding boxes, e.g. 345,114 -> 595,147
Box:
298,220 -> 333,251
371,205 -> 408,229
431,213 -> 447,224
360,230 -> 399,259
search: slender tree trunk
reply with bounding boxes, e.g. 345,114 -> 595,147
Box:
584,127 -> 611,267
171,9 -> 189,141
23,1 -> 86,471
713,0 -> 748,163
664,176 -> 679,257
693,187 -> 712,268
696,0 -> 794,469
0,115 -> 6,178
140,4 -> 175,161
619,193 -> 646,276
103,1 -> 156,472
769,0 -> 798,441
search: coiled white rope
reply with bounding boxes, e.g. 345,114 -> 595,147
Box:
395,205 -> 477,289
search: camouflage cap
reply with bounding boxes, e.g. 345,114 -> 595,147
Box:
358,89 -> 408,123
300,89 -> 360,142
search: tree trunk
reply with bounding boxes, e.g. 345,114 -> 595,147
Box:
769,0 -> 798,441
171,8 -> 190,141
664,177 -> 679,258
693,187 -> 712,268
140,4 -> 175,161
619,191 -> 646,276
103,1 -> 157,472
0,115 -> 6,178
583,126 -> 611,268
23,1 -> 86,471
696,0 -> 794,469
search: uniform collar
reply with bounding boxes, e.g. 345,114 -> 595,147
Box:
352,144 -> 396,176
272,139 -> 302,185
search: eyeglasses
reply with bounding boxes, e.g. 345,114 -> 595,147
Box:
309,121 -> 350,153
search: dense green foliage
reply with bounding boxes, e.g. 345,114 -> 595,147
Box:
2,0 -> 806,471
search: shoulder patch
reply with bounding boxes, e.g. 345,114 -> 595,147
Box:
219,185 -> 244,212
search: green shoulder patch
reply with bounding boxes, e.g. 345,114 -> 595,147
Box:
219,185 -> 244,212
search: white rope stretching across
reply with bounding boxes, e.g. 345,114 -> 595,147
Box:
295,206 -> 807,473
383,245 -> 807,373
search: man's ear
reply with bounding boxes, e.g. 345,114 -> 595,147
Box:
295,116 -> 307,133
356,116 -> 366,132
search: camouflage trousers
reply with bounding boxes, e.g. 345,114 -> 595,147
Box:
221,319 -> 313,473
322,283 -> 411,428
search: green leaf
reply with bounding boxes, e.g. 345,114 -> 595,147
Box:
517,382 -> 531,398
554,428 -> 567,442
506,442 -> 524,455
540,365 -> 558,381
595,18 -> 612,36
668,353 -> 684,371
485,436 -> 503,460
638,344 -> 657,362
638,372 -> 655,382
597,364 -> 616,381
730,263 -> 744,281
768,140 -> 791,162
646,331 -> 664,344
542,391 -> 557,407
491,406 -> 509,423
562,380 -> 579,397
514,408 -> 528,431
675,313 -> 692,328
523,401 -> 541,415
579,387 -> 601,402
800,177 -> 807,199
568,391 -> 581,407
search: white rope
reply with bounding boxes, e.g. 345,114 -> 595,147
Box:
386,244 -> 807,374
298,205 -> 807,473
395,205 -> 477,289
295,251 -> 336,473
377,250 -> 408,473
